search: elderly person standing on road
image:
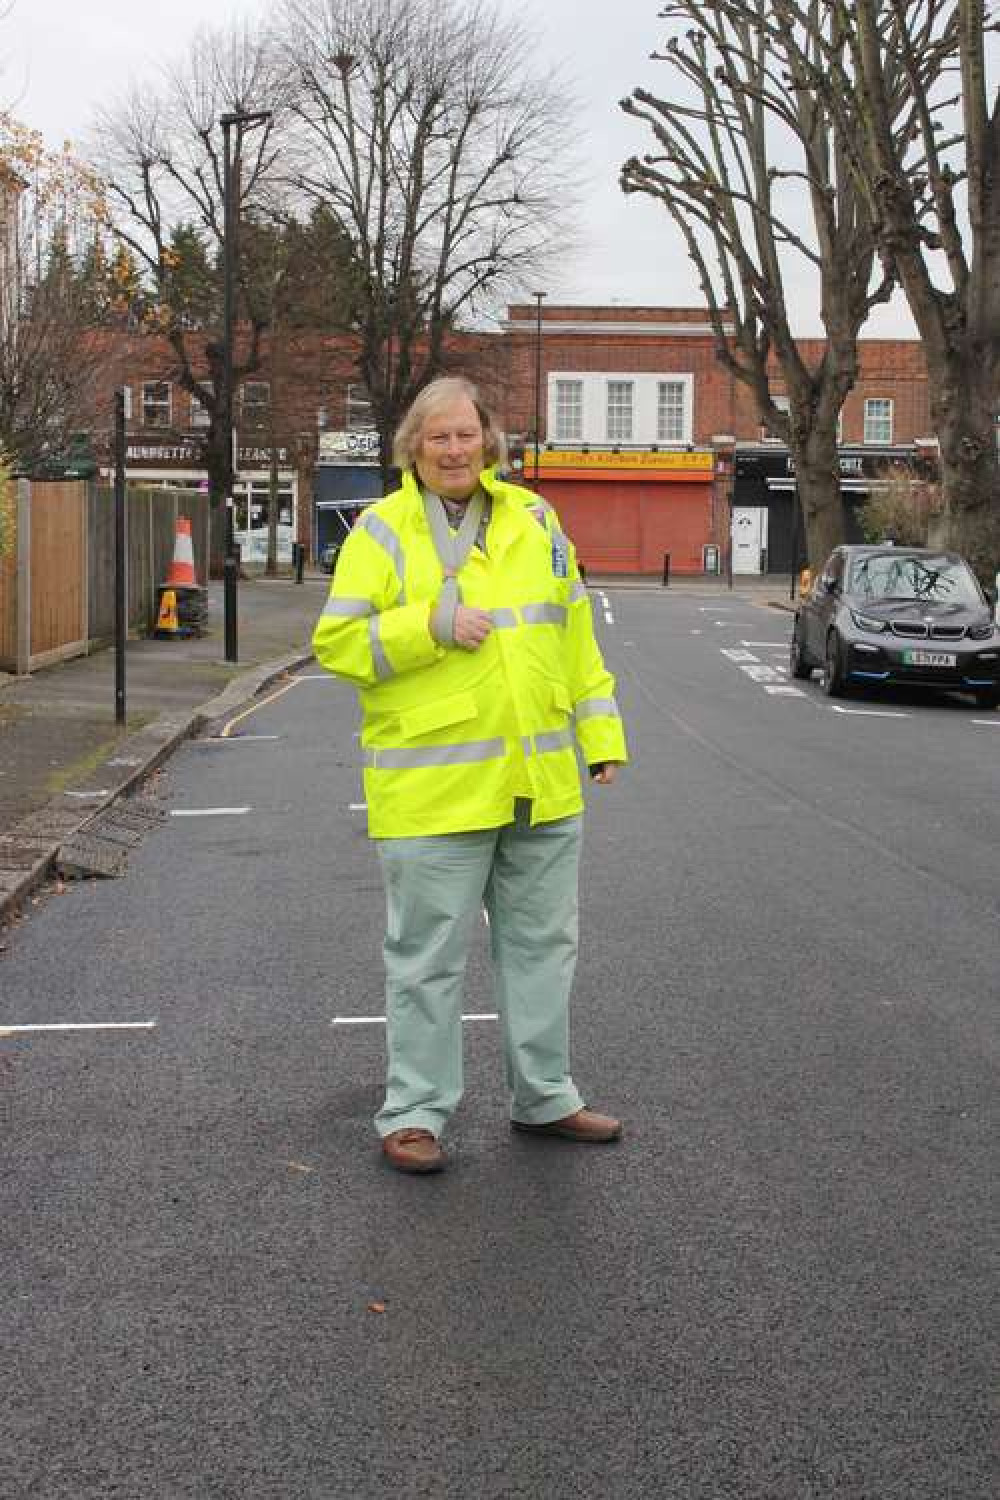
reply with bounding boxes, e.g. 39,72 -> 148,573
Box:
312,375 -> 627,1174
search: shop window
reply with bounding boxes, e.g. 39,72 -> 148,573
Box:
142,381 -> 171,428
346,383 -> 374,431
189,384 -> 212,429
606,381 -> 634,443
864,398 -> 893,444
553,379 -> 583,442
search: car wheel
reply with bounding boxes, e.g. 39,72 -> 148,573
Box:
823,630 -> 848,697
974,688 -> 1000,710
790,622 -> 813,680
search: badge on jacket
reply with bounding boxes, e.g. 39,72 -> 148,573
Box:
551,533 -> 569,577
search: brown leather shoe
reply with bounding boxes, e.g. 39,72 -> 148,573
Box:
382,1128 -> 446,1174
512,1108 -> 622,1143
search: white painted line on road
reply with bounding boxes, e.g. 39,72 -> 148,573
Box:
830,705 -> 909,719
170,807 -> 252,817
721,648 -> 759,663
690,629 -> 703,635
0,1021 -> 157,1037
65,789 -> 112,799
295,674 -> 334,681
200,735 -> 281,744
332,1013 -> 498,1026
741,640 -> 788,649
106,757 -> 143,768
603,610 -> 614,624
741,665 -> 784,682
971,718 -> 1000,727
765,686 -> 806,696
348,803 -> 367,811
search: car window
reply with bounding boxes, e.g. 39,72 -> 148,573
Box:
848,553 -> 982,605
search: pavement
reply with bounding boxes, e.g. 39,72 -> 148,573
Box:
0,570 -> 797,921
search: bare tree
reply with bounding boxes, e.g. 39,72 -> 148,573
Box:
769,0 -> 1000,576
621,1 -> 898,568
0,114 -> 105,472
278,0 -> 573,488
93,23 -> 287,539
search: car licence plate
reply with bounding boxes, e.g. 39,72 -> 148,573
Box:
903,649 -> 956,667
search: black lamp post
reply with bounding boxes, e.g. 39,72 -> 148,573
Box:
220,107 -> 272,662
532,290 -> 546,488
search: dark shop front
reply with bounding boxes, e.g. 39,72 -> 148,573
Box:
733,444 -> 936,573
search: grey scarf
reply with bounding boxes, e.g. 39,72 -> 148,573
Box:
423,487 -> 488,644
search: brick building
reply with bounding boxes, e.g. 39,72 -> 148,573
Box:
90,306 -> 933,574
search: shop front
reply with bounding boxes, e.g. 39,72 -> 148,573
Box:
733,444 -> 937,573
532,448 -> 718,576
314,429 -> 384,557
106,438 -> 299,563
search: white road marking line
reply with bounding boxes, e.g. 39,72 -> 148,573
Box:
741,665 -> 783,682
295,674 -> 334,681
169,807 -> 252,817
200,735 -> 281,744
332,1013 -> 499,1026
65,790 -> 112,799
603,610 -> 614,624
348,803 -> 367,811
691,629 -> 703,635
765,685 -> 806,696
741,640 -> 788,648
971,718 -> 1000,727
106,757 -> 143,768
830,705 -> 909,718
0,1021 -> 157,1036
721,648 -> 759,663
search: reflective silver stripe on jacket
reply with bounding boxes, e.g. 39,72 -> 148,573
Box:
575,697 -> 621,720
364,738 -> 507,770
532,728 -> 574,755
369,617 -> 393,680
358,512 -> 407,602
569,581 -> 588,603
322,596 -> 374,618
491,603 -> 567,628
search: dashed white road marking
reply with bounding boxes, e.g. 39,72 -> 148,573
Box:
65,789 -> 112,799
765,685 -> 806,697
200,735 -> 281,744
0,1021 -> 157,1037
170,807 -> 252,817
332,1013 -> 498,1026
348,803 -> 367,811
829,705 -> 909,719
970,719 -> 1000,727
721,648 -> 759,663
741,640 -> 788,649
742,664 -> 784,682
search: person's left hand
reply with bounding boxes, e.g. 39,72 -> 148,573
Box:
592,763 -> 620,785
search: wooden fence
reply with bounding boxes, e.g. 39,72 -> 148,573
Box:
0,480 -> 209,674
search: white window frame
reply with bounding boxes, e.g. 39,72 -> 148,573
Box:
142,380 -> 171,429
606,380 -> 634,443
346,382 -> 373,432
189,384 -> 212,430
546,371 -> 694,447
553,379 -> 583,442
864,398 -> 893,445
241,380 -> 271,423
656,380 -> 686,443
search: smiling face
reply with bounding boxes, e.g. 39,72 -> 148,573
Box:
414,394 -> 486,501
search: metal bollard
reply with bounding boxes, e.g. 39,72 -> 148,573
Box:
662,552 -> 671,587
293,542 -> 305,584
224,553 -> 239,662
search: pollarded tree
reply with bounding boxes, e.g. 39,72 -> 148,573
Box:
771,0 -> 1000,578
622,0 -> 900,568
278,0 -> 574,488
93,22 -> 288,530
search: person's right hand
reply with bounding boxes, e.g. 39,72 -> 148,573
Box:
453,605 -> 494,651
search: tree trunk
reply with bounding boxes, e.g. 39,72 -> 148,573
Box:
793,425 -> 846,569
928,353 -> 1000,582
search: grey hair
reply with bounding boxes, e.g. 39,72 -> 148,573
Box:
393,376 -> 507,473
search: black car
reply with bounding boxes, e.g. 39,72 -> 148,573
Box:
791,545 -> 1000,708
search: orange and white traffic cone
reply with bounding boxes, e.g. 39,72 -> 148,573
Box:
165,517 -> 199,588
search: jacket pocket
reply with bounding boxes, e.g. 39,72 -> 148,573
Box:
398,690 -> 479,740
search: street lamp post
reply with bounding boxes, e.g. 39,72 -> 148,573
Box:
220,107 -> 271,663
532,291 -> 546,488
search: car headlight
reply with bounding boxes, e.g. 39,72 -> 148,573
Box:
968,622 -> 995,640
850,609 -> 888,633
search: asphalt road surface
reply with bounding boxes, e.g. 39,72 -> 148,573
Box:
2,586 -> 997,1499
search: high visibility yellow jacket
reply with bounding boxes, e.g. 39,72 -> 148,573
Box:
312,466 -> 627,838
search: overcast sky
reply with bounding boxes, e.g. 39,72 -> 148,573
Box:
4,0 -> 920,336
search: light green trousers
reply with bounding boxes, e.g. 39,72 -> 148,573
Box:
374,804 -> 585,1138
